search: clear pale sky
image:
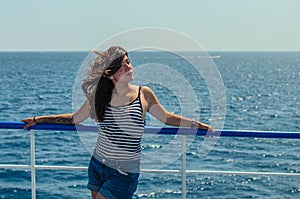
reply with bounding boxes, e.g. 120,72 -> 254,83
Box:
0,0 -> 299,51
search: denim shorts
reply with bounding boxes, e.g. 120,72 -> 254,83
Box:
87,156 -> 140,199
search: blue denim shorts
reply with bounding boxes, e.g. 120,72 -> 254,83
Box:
87,156 -> 140,199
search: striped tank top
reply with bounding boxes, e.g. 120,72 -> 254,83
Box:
94,86 -> 144,161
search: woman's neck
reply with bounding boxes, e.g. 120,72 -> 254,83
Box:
110,83 -> 136,106
113,83 -> 131,96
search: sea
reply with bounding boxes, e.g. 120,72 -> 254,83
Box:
0,51 -> 299,199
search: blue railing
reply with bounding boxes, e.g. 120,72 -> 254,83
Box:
1,121 -> 300,199
1,121 -> 300,139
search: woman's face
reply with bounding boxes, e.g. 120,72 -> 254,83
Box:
110,55 -> 134,84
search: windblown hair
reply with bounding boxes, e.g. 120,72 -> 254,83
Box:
81,46 -> 128,121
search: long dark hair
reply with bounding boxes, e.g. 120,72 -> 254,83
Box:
81,46 -> 127,121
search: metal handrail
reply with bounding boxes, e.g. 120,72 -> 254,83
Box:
1,121 -> 300,139
1,121 -> 300,199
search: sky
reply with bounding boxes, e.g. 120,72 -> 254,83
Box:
0,0 -> 299,51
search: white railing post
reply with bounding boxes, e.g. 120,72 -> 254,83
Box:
30,129 -> 36,199
181,135 -> 187,199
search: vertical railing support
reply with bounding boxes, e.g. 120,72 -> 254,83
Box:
30,129 -> 36,199
181,135 -> 187,199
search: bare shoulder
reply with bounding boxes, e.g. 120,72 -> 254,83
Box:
141,86 -> 155,98
141,86 -> 160,107
141,85 -> 152,92
139,86 -> 155,112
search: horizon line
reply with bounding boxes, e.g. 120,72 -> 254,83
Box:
0,49 -> 299,52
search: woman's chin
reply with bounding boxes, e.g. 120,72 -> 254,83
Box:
125,73 -> 134,81
119,76 -> 134,83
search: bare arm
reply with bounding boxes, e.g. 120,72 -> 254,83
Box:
22,99 -> 90,129
143,86 -> 214,132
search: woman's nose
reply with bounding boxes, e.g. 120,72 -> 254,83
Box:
126,63 -> 132,69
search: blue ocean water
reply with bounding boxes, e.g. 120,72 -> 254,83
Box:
0,51 -> 299,198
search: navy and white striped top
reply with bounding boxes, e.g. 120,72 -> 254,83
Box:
94,87 -> 145,161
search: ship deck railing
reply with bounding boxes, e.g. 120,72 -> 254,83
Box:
0,121 -> 300,199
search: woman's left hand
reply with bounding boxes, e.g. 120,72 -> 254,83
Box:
207,125 -> 215,133
22,117 -> 37,130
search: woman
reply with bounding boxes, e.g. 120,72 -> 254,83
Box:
22,46 -> 214,199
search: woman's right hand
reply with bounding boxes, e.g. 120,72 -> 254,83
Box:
22,117 -> 37,130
